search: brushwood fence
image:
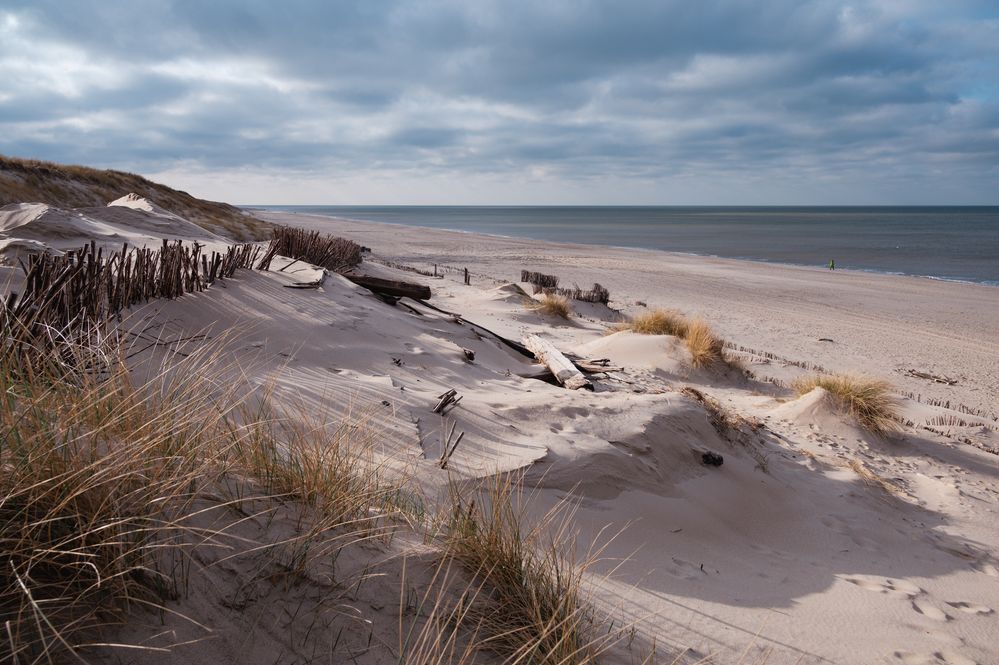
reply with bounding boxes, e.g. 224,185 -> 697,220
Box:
521,270 -> 559,292
256,226 -> 362,273
1,240 -> 260,373
520,269 -> 611,304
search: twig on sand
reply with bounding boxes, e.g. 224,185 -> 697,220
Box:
439,417 -> 465,469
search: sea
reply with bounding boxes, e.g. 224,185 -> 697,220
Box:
252,206 -> 999,286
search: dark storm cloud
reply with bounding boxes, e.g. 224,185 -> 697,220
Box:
1,0 -> 997,202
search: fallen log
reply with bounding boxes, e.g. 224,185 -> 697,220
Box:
522,334 -> 592,390
407,299 -> 533,357
345,275 -> 431,300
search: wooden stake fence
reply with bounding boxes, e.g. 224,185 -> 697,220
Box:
2,240 -> 260,372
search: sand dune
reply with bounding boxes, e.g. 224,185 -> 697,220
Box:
2,204 -> 997,664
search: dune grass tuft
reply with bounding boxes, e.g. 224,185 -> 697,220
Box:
0,329 -> 396,661
684,318 -> 724,368
439,474 -> 612,665
622,308 -> 689,337
529,293 -> 572,319
614,308 -> 729,368
792,373 -> 900,435
0,339 -> 233,662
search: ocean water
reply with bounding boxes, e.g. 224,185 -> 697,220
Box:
253,206 -> 999,286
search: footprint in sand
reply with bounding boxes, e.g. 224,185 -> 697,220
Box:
843,575 -> 922,598
666,556 -> 705,581
912,598 -> 951,621
945,601 -> 994,615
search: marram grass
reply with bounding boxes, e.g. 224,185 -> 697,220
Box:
792,373 -> 900,435
529,293 -> 572,319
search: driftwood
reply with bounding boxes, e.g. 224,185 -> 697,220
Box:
439,417 -> 465,469
517,356 -> 622,381
282,271 -> 328,289
433,389 -> 462,414
522,335 -> 592,390
905,368 -> 958,385
345,275 -> 431,300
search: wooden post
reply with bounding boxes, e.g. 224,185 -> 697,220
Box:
522,334 -> 592,390
463,268 -> 469,285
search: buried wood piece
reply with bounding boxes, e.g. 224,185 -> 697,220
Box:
406,299 -> 534,358
433,388 -> 462,414
522,334 -> 592,390
282,270 -> 328,289
344,274 -> 431,300
905,368 -> 958,385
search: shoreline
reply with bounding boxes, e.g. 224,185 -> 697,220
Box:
251,208 -> 999,293
246,206 -> 999,287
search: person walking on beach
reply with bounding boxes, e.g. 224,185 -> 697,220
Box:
828,259 -> 835,270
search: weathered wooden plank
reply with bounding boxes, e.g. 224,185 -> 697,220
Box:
522,334 -> 592,390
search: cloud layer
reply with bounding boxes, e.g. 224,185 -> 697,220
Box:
1,1 -> 997,204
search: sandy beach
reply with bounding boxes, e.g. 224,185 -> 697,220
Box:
3,199 -> 998,665
259,210 -> 999,417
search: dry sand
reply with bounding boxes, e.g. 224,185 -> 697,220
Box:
2,202 -> 997,664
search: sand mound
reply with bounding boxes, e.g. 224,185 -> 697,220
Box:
0,237 -> 62,265
771,386 -> 864,437
0,202 -> 53,233
522,394 -> 728,499
490,281 -> 530,303
109,192 -> 183,219
0,199 -> 228,256
575,330 -> 689,376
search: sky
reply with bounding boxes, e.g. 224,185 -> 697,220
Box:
1,1 -> 998,205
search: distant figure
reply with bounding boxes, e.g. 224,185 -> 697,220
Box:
828,259 -> 836,270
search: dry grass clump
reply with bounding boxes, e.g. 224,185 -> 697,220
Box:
792,373 -> 900,435
0,331 -> 394,661
529,293 -> 572,319
621,308 -> 689,337
846,458 -> 906,497
228,399 -> 397,577
614,309 -> 727,368
440,475 -> 612,665
683,318 -> 724,368
0,341 -> 235,662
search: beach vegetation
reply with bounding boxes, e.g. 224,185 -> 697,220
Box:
0,331 -> 394,661
437,474 -> 613,665
792,373 -> 900,435
530,293 -> 572,319
614,308 -> 729,368
619,308 -> 690,336
0,153 -> 272,240
684,318 -> 724,368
